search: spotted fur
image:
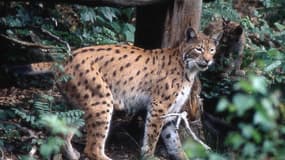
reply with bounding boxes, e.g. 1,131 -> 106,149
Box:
31,27 -> 218,160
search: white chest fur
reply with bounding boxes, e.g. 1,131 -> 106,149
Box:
167,83 -> 192,114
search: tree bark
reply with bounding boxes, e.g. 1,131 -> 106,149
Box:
162,0 -> 202,48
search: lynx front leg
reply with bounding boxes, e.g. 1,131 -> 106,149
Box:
141,102 -> 166,159
161,122 -> 187,160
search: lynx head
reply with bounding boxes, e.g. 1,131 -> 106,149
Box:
180,27 -> 222,72
222,19 -> 243,42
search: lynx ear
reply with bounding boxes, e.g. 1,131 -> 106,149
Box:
222,17 -> 230,27
185,27 -> 197,42
211,31 -> 223,46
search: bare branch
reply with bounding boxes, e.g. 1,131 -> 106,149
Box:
0,148 -> 4,160
37,28 -> 71,55
1,26 -> 71,54
28,146 -> 37,157
0,121 -> 38,140
161,111 -> 211,150
0,34 -> 55,49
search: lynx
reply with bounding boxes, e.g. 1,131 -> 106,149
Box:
30,27 -> 219,160
204,18 -> 245,77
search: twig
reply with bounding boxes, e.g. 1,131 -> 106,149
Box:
38,28 -> 71,55
1,25 -> 71,55
118,131 -> 141,150
0,34 -> 55,49
161,111 -> 211,150
28,146 -> 37,157
0,148 -> 4,160
0,121 -> 38,139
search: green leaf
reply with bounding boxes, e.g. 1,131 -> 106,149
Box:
242,143 -> 257,157
234,80 -> 253,93
233,94 -> 255,116
183,139 -> 207,158
250,75 -> 267,94
209,153 -> 227,160
40,137 -> 64,159
267,48 -> 282,57
124,30 -> 134,42
226,132 -> 244,149
39,114 -> 77,135
100,7 -> 117,22
261,98 -> 275,118
262,140 -> 276,154
239,124 -> 261,143
123,23 -> 135,42
0,109 -> 8,120
274,22 -> 285,31
253,111 -> 275,130
19,155 -> 36,160
0,140 -> 4,148
80,7 -> 96,23
264,60 -> 282,72
216,98 -> 229,112
109,22 -> 121,33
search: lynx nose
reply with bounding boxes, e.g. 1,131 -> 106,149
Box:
197,60 -> 208,68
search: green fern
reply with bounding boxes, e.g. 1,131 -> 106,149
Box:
56,110 -> 84,127
12,108 -> 36,125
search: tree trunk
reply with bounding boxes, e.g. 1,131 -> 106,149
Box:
134,0 -> 202,48
134,0 -> 205,145
162,0 -> 202,48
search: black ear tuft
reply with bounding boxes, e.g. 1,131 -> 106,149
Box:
211,31 -> 223,46
185,27 -> 197,42
234,25 -> 243,36
222,17 -> 230,27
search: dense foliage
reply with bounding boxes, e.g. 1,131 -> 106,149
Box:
185,0 -> 285,159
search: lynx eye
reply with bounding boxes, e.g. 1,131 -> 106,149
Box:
195,47 -> 203,53
210,48 -> 216,54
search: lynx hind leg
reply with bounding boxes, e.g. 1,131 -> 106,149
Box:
65,70 -> 114,160
84,103 -> 113,160
161,122 -> 188,160
83,82 -> 114,160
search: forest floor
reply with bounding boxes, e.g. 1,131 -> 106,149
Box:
0,86 -> 169,160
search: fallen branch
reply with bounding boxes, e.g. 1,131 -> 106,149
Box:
0,148 -> 4,160
161,111 -> 211,150
37,28 -> 71,55
0,121 -> 38,140
0,34 -> 55,49
118,131 -> 141,150
1,25 -> 72,55
28,146 -> 37,157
